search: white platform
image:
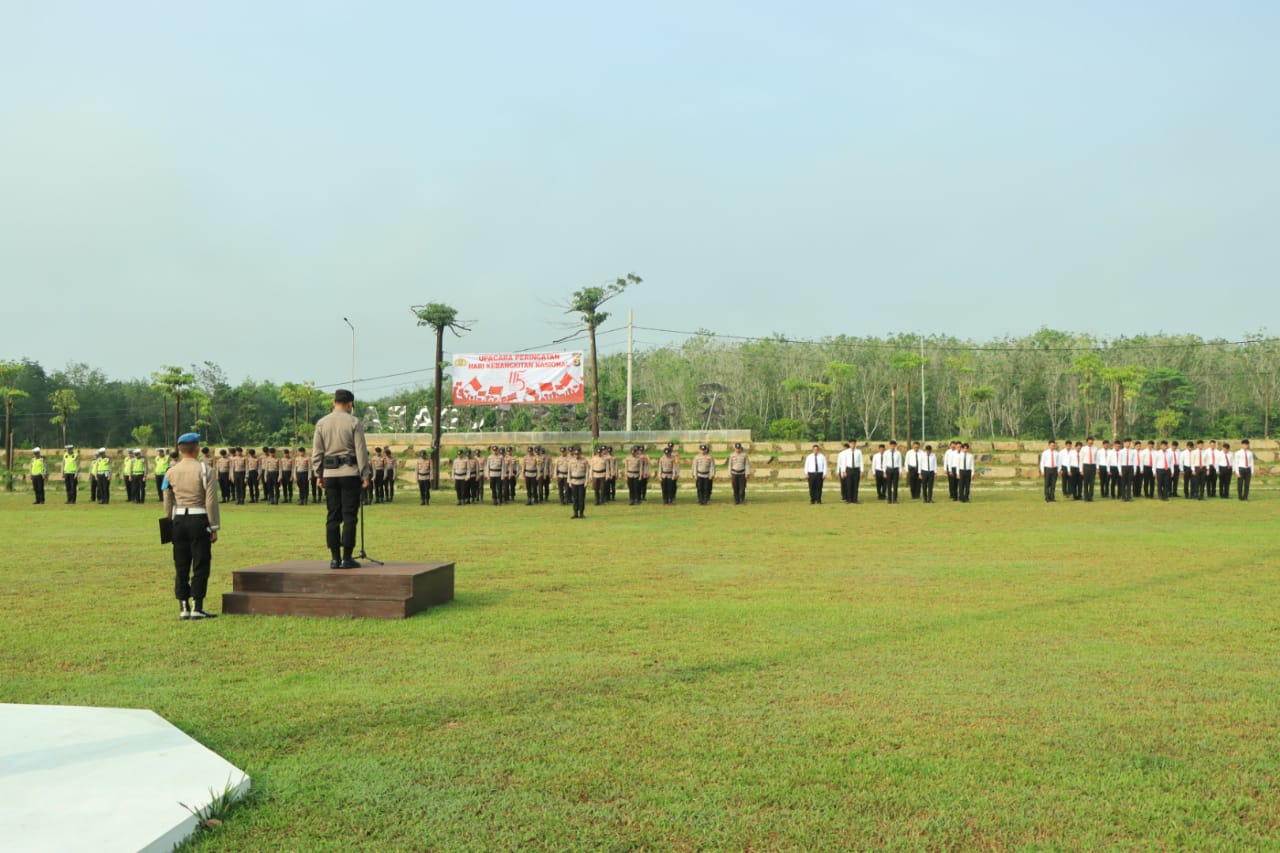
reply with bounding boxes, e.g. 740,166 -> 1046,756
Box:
0,703 -> 250,853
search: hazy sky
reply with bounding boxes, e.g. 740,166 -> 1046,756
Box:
4,1 -> 1277,399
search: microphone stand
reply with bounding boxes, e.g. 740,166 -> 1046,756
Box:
355,484 -> 383,566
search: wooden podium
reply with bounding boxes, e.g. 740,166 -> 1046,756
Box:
221,561 -> 454,619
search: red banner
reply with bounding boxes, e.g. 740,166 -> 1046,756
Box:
451,352 -> 585,405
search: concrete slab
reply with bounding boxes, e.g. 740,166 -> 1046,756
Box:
0,703 -> 250,853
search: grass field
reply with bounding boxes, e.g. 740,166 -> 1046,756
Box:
1,483 -> 1277,851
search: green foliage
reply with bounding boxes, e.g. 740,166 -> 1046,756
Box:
767,417 -> 805,439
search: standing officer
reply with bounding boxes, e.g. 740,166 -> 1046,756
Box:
294,446 -> 311,505
804,443 -> 826,504
522,446 -> 541,505
62,445 -> 79,504
726,442 -> 750,504
624,445 -> 643,505
230,447 -> 246,504
30,447 -> 47,504
386,449 -> 397,503
246,448 -> 261,503
555,447 -> 571,505
693,444 -> 716,504
281,448 -> 294,503
156,448 -> 174,502
871,444 -> 886,500
1216,442 -> 1233,499
264,447 -> 281,505
163,432 -> 221,620
467,448 -> 483,504
658,445 -> 679,504
842,440 -> 864,503
132,449 -> 148,503
312,389 -> 370,569
452,449 -> 470,505
637,445 -> 652,502
605,446 -> 619,502
122,450 -> 137,503
95,449 -> 112,504
371,447 -> 386,503
1120,438 -> 1137,502
1079,437 -> 1098,502
416,449 -> 433,505
590,446 -> 609,505
485,446 -> 505,505
567,445 -> 589,518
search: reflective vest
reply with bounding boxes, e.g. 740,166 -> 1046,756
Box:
155,455 -> 169,477
31,457 -> 46,476
62,454 -> 78,475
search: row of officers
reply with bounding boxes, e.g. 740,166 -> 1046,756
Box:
1038,438 -> 1258,502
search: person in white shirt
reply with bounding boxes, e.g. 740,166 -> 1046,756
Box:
957,442 -> 974,502
1064,442 -> 1081,500
1097,440 -> 1112,499
1191,440 -> 1207,500
871,445 -> 886,500
1216,442 -> 1233,500
1079,437 -> 1098,502
905,441 -> 922,500
919,444 -> 938,503
945,441 -> 961,502
836,442 -> 854,503
1233,439 -> 1254,500
837,440 -> 864,504
1178,442 -> 1192,498
804,444 -> 827,504
1153,440 -> 1172,500
1205,440 -> 1220,497
1138,441 -> 1154,499
1119,438 -> 1137,502
883,440 -> 903,504
1167,441 -> 1181,498
1039,440 -> 1060,503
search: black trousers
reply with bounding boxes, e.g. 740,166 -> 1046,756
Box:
296,473 -> 309,504
661,477 -> 677,504
233,471 -> 245,502
571,483 -> 586,516
1237,469 -> 1252,500
155,475 -> 165,502
807,472 -> 823,503
125,475 -> 136,502
490,477 -> 504,504
324,475 -> 362,559
525,476 -> 539,504
282,472 -> 294,503
558,477 -> 568,504
1081,464 -> 1096,502
97,474 -> 110,503
418,479 -> 431,504
884,469 -> 899,504
1098,467 -> 1110,498
133,475 -> 146,503
847,470 -> 860,503
32,474 -> 45,503
455,479 -> 468,504
594,478 -> 607,504
731,473 -> 747,504
1043,468 -> 1058,502
958,470 -> 972,502
921,470 -> 935,502
65,474 -> 77,503
627,476 -> 641,504
172,514 -> 212,604
947,472 -> 958,501
248,471 -> 259,502
907,467 -> 920,499
1120,466 -> 1135,501
1156,468 -> 1171,500
875,472 -> 886,499
696,476 -> 713,504
265,472 -> 279,504
1169,467 -> 1180,497
1218,467 -> 1232,499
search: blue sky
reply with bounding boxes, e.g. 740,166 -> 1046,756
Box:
3,1 -> 1277,397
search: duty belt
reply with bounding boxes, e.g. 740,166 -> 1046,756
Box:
323,455 -> 358,468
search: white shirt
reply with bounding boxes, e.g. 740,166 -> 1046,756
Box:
1039,448 -> 1058,473
871,451 -> 884,473
1079,444 -> 1097,466
1178,449 -> 1190,467
1063,448 -> 1080,469
1233,448 -> 1254,470
920,452 -> 937,472
884,449 -> 903,470
835,447 -> 853,475
943,448 -> 956,471
1138,447 -> 1152,467
904,449 -> 919,468
804,452 -> 827,475
1214,449 -> 1230,467
958,451 -> 974,472
849,448 -> 863,472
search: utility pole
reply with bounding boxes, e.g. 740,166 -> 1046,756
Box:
920,334 -> 926,442
625,309 -> 634,433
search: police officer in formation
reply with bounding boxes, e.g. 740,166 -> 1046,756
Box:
416,449 -> 433,505
29,447 -> 46,504
693,444 -> 716,504
726,442 -> 750,504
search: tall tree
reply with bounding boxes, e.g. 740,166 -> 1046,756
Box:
279,382 -> 309,443
0,371 -> 28,488
48,388 -> 79,447
150,365 -> 196,444
565,273 -> 641,439
890,351 -> 927,441
413,302 -> 470,487
1069,352 -> 1104,438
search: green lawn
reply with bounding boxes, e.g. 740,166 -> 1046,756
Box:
1,484 -> 1277,851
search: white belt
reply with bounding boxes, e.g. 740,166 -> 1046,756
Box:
173,507 -> 207,517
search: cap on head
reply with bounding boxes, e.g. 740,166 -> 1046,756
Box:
699,444 -> 708,451
334,388 -> 355,404
734,442 -> 743,449
32,446 -> 41,453
177,432 -> 201,445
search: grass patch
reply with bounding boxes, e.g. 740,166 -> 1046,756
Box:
1,487 -> 1277,850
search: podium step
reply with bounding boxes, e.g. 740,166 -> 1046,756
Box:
222,560 -> 454,619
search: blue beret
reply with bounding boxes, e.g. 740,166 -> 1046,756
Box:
177,432 -> 202,444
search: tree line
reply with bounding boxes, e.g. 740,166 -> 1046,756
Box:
2,329 -> 1277,464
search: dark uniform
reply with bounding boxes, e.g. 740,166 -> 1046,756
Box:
726,442 -> 749,505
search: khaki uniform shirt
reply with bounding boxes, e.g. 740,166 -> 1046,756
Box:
727,451 -> 750,477
162,456 -> 221,531
416,458 -> 433,480
311,408 -> 370,479
693,453 -> 715,478
658,455 -> 679,479
568,457 -> 590,485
